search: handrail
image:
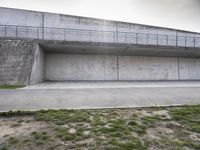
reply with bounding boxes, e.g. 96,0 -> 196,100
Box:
0,24 -> 200,48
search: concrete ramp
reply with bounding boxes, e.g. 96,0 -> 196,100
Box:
0,81 -> 200,111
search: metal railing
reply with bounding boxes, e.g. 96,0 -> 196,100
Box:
0,25 -> 200,48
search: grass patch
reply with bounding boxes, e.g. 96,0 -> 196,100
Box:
0,85 -> 25,89
169,105 -> 200,133
141,115 -> 161,127
8,137 -> 19,145
107,138 -> 147,150
0,110 -> 35,117
55,127 -> 76,141
36,109 -> 91,125
0,137 -> 19,150
31,131 -> 50,145
128,115 -> 161,135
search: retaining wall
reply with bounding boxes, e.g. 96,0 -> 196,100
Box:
0,39 -> 36,85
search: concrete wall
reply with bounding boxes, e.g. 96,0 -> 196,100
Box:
45,54 -> 200,81
45,54 -> 117,80
0,7 -> 43,27
0,39 -> 36,85
179,58 -> 200,80
29,44 -> 45,84
118,56 -> 178,80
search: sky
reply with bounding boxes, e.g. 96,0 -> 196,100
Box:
0,0 -> 200,33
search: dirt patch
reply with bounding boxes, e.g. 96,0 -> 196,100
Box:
0,117 -> 47,139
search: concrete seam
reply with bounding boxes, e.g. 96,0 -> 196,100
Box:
42,12 -> 44,40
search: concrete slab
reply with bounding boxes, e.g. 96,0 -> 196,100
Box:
0,81 -> 200,111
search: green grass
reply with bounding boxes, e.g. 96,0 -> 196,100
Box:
8,137 -> 19,145
105,138 -> 146,150
36,109 -> 91,125
0,137 -> 19,150
55,127 -> 75,141
169,105 -> 200,133
0,110 -> 35,117
0,85 -> 25,89
30,131 -> 51,145
127,115 -> 161,135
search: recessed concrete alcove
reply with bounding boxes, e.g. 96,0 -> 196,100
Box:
29,41 -> 200,85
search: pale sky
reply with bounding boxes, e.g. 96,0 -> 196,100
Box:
0,0 -> 200,33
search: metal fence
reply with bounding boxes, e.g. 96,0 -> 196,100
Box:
0,25 -> 200,48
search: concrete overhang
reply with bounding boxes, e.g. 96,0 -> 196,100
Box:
39,40 -> 200,58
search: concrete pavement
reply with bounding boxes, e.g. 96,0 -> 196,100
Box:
0,81 -> 200,111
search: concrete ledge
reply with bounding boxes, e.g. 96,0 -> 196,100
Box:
23,81 -> 200,89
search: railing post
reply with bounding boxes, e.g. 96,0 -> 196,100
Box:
37,28 -> 39,39
27,26 -> 28,38
136,33 -> 138,44
5,25 -> 7,37
113,32 -> 115,43
42,12 -> 44,40
102,31 -> 103,42
16,26 -> 17,38
116,23 -> 118,43
77,30 -> 78,41
147,34 -> 148,45
16,26 -> 18,37
89,31 -> 91,42
194,37 -> 196,48
51,29 -> 52,40
64,29 -> 66,40
167,35 -> 168,46
157,34 -> 158,45
185,36 -> 186,47
125,32 -> 126,43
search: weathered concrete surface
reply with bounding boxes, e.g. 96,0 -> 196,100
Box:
45,54 -> 118,81
44,53 -> 200,81
0,7 -> 43,27
1,81 -> 200,111
0,39 -> 36,85
29,44 -> 45,84
179,58 -> 200,80
118,56 -> 178,80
